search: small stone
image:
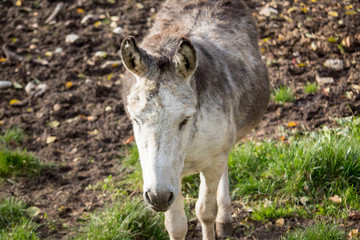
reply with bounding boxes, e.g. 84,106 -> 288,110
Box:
259,7 -> 278,17
275,218 -> 285,227
25,82 -> 36,94
112,27 -> 123,35
53,104 -> 61,111
55,47 -> 63,54
65,33 -> 79,44
324,59 -> 344,71
316,73 -> 334,85
0,81 -> 12,89
329,195 -> 342,204
110,16 -> 119,22
29,44 -> 37,49
110,22 -> 117,28
105,106 -> 112,112
44,51 -> 53,57
94,51 -> 107,59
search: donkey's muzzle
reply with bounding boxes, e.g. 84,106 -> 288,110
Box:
144,189 -> 175,212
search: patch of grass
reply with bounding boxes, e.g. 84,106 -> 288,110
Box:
251,199 -> 308,222
76,197 -> 167,240
0,197 -> 39,240
0,127 -> 44,178
0,148 -> 43,178
0,127 -> 26,146
304,82 -> 318,94
0,197 -> 28,229
272,86 -> 295,104
229,116 -> 360,220
0,218 -> 40,240
282,221 -> 345,240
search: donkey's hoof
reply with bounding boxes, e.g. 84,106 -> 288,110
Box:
216,222 -> 233,238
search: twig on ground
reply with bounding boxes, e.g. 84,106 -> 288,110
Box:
45,2 -> 64,24
2,44 -> 24,61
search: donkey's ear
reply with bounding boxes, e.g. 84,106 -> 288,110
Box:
120,36 -> 148,77
174,37 -> 197,80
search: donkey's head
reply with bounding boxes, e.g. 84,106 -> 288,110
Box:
120,35 -> 198,212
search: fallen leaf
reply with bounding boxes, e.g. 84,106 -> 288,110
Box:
346,10 -> 357,16
94,20 -> 102,27
49,120 -> 60,128
345,5 -> 353,10
136,3 -> 144,9
287,121 -> 298,127
87,116 -> 95,121
65,81 -> 73,89
9,99 -> 20,105
297,63 -> 307,67
348,229 -> 359,239
300,8 -> 308,13
123,135 -> 135,144
328,11 -> 338,17
0,120 -> 4,126
287,6 -> 298,14
329,195 -> 342,204
311,42 -> 318,51
26,206 -> 41,217
342,36 -> 351,48
88,129 -> 99,135
328,37 -> 338,43
107,73 -> 113,81
15,0 -> 21,6
13,82 -> 23,89
0,57 -> 6,62
44,51 -> 53,57
76,8 -> 85,13
46,136 -> 57,144
275,218 -> 285,227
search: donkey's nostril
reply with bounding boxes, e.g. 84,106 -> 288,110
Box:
168,192 -> 175,205
145,191 -> 152,204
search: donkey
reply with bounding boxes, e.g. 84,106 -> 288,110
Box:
120,0 -> 269,239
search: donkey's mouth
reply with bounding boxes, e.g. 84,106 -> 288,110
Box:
150,205 -> 169,212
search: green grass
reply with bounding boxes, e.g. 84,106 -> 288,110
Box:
0,148 -> 43,178
76,198 -> 167,240
0,127 -> 43,178
304,82 -> 319,94
272,86 -> 295,104
251,199 -> 308,222
229,117 -> 360,220
282,221 -> 345,240
0,197 -> 39,240
0,127 -> 26,146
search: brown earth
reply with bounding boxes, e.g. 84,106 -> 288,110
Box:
0,0 -> 359,239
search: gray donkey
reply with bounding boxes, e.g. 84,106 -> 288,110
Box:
120,0 -> 269,239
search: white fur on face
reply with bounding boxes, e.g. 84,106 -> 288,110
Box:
128,78 -> 197,196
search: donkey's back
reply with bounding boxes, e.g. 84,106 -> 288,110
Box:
120,1 -> 269,239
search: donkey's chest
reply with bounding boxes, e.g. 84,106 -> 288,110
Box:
182,109 -> 236,176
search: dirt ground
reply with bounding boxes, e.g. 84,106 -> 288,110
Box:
0,0 -> 359,239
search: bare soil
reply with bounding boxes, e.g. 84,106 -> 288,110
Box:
0,0 -> 359,239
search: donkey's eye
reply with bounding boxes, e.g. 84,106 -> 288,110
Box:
179,118 -> 188,131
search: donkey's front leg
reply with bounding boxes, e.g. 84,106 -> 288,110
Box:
196,164 -> 224,240
165,190 -> 187,240
216,164 -> 233,237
